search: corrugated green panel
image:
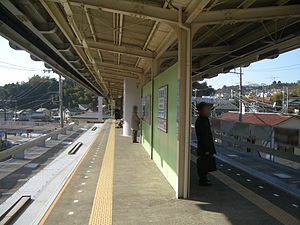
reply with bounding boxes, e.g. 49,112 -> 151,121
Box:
153,63 -> 178,190
141,82 -> 152,156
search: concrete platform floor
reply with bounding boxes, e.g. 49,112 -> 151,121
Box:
42,120 -> 299,225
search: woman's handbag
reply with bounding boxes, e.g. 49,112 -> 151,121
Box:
197,154 -> 217,173
207,155 -> 217,172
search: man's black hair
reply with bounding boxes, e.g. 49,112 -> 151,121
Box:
196,102 -> 209,112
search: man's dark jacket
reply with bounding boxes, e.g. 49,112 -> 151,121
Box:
195,115 -> 216,156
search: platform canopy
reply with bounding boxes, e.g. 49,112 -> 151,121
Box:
1,0 -> 300,97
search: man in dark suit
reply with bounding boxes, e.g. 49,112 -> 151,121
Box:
195,102 -> 216,185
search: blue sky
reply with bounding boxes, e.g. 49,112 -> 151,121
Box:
204,48 -> 300,89
0,35 -> 299,89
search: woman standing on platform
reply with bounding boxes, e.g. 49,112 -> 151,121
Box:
131,105 -> 140,143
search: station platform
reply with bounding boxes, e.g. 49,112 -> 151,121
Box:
32,119 -> 299,225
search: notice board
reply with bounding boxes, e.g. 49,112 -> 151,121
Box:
158,85 -> 168,132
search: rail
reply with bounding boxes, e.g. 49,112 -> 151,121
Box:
0,123 -> 75,161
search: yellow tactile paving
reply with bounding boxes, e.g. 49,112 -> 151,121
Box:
88,120 -> 115,225
213,170 -> 300,225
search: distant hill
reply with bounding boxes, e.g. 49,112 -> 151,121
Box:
216,81 -> 299,96
0,75 -> 106,110
192,81 -> 215,97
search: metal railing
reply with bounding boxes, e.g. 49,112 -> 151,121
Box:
0,121 -> 60,128
0,123 -> 75,161
213,130 -> 300,164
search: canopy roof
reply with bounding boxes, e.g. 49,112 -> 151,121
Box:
1,0 -> 300,97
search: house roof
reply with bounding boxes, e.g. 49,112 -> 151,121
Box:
36,108 -> 49,112
71,112 -> 98,119
216,112 -> 293,126
65,108 -> 83,113
78,104 -> 89,111
215,102 -> 238,110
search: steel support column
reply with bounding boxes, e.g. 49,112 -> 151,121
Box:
123,78 -> 141,136
177,27 -> 192,199
150,59 -> 159,160
98,96 -> 103,122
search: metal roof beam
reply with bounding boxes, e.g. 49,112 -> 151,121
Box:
85,40 -> 155,59
184,0 -> 211,23
162,46 -> 231,58
84,6 -> 97,42
193,5 -> 300,25
67,0 -> 179,24
97,61 -> 143,74
99,70 -> 139,79
102,73 -> 136,80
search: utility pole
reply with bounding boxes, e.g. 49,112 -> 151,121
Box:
59,74 -> 63,128
282,87 -> 285,113
286,87 -> 289,113
256,89 -> 258,107
2,101 -> 7,147
239,67 -> 242,122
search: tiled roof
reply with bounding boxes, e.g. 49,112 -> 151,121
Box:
71,112 -> 98,119
216,112 -> 293,126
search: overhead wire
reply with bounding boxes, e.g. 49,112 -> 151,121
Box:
16,98 -> 53,109
0,60 -> 42,70
14,82 -> 47,100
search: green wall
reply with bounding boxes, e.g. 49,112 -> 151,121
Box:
141,63 -> 178,191
141,82 -> 151,156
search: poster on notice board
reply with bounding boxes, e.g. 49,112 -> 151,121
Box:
158,85 -> 168,132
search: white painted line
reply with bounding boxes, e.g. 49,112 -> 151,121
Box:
1,193 -> 13,196
17,179 -> 29,182
273,173 -> 292,179
227,154 -> 238,157
273,194 -> 279,197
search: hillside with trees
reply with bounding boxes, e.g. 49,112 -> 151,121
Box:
192,82 -> 215,97
0,75 -> 105,110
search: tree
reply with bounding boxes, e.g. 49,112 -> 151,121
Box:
192,81 -> 215,97
271,93 -> 283,107
297,81 -> 300,97
0,75 -> 99,110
